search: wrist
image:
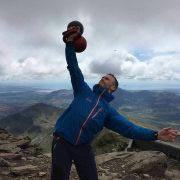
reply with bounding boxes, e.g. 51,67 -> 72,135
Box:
154,131 -> 159,140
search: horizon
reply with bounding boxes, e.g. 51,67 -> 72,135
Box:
0,79 -> 180,91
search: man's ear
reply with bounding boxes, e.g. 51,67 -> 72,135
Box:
110,85 -> 116,92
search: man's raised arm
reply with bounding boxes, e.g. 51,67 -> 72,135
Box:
65,39 -> 87,96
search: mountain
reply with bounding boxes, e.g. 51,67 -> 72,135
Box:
41,87 -> 180,129
0,86 -> 72,119
0,85 -> 46,105
0,103 -> 64,151
42,89 -> 73,108
0,103 -> 23,120
0,85 -> 52,119
0,86 -> 180,151
0,103 -> 63,133
1,85 -> 180,137
112,88 -> 180,129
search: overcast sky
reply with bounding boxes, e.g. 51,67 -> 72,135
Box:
0,0 -> 180,89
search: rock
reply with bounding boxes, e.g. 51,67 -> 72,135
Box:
0,129 -> 8,133
123,173 -> 141,180
38,171 -> 46,177
0,134 -> 9,140
44,153 -> 51,158
14,139 -> 31,148
0,153 -> 22,160
0,140 -> 9,145
10,165 -> 38,176
165,158 -> 180,180
1,127 -> 180,180
165,169 -> 180,180
37,154 -> 43,158
0,144 -> 21,153
143,173 -> 150,178
96,151 -> 168,179
0,157 -> 11,167
21,157 -> 27,160
27,156 -> 36,160
96,152 -> 128,165
98,174 -> 112,180
1,171 -> 10,175
123,151 -> 167,175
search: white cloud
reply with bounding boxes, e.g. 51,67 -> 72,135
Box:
89,52 -> 180,80
0,0 -> 180,83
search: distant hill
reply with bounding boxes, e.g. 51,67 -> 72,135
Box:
1,87 -> 180,150
0,103 -> 64,135
0,85 -> 51,119
0,85 -> 180,132
0,103 -> 64,151
112,89 -> 180,129
41,88 -> 180,129
0,87 -> 72,119
0,103 -> 23,119
42,89 -> 73,108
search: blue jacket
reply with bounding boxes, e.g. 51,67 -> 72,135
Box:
54,42 -> 158,145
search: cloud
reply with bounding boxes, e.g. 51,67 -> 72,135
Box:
0,0 -> 180,82
2,56 -> 68,81
89,52 -> 180,80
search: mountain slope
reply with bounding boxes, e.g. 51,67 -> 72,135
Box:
42,89 -> 73,108
112,89 -> 180,129
0,103 -> 64,135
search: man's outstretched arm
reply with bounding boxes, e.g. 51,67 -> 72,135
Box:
104,107 -> 159,141
105,107 -> 178,142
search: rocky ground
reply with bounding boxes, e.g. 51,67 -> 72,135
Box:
0,128 -> 180,180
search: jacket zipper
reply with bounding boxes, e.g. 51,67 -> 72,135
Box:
75,89 -> 105,145
92,108 -> 102,119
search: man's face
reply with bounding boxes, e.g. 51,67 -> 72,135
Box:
98,74 -> 116,93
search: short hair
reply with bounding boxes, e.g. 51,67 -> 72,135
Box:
107,73 -> 119,92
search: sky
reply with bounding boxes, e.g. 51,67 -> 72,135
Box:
0,0 -> 180,90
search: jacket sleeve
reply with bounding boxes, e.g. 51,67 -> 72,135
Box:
65,41 -> 89,96
104,106 -> 158,141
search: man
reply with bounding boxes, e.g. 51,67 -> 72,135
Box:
51,30 -> 178,180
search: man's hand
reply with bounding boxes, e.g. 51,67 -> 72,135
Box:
66,26 -> 81,42
157,127 -> 179,142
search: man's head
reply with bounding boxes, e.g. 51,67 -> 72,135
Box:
98,74 -> 119,93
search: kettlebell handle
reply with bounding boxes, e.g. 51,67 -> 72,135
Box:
62,28 -> 81,43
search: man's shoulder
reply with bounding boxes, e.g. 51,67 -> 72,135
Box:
76,82 -> 93,95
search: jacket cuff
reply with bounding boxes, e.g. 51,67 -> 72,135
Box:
153,131 -> 159,140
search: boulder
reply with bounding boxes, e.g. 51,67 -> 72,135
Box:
0,140 -> 8,145
165,169 -> 180,180
0,153 -> 22,160
0,134 -> 9,140
123,151 -> 167,175
10,165 -> 38,176
0,157 -> 11,167
0,144 -> 21,153
13,139 -> 31,148
96,150 -> 167,179
165,158 -> 180,180
38,171 -> 47,177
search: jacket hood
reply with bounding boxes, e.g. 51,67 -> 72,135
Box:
93,84 -> 114,102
